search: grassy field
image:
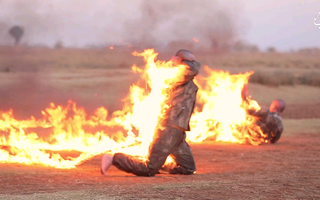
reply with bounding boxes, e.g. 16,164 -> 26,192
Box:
0,46 -> 320,199
1,46 -> 319,87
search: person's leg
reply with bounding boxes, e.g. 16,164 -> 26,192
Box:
111,153 -> 151,176
111,126 -> 185,176
162,136 -> 196,175
267,114 -> 284,144
101,153 -> 113,176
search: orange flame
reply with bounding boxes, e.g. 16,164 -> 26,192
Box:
188,66 -> 266,145
193,37 -> 200,43
0,49 -> 266,169
109,46 -> 114,50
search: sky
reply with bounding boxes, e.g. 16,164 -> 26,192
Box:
241,0 -> 320,51
0,0 -> 319,51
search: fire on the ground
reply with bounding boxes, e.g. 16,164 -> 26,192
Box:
0,49 -> 267,169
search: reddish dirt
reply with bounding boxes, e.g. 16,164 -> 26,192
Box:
282,104 -> 320,119
0,133 -> 319,199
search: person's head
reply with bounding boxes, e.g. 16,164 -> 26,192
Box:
269,99 -> 286,113
172,49 -> 195,64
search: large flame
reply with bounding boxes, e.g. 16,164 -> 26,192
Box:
0,49 -> 267,169
188,66 -> 267,145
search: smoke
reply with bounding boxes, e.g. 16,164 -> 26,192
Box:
0,0 -> 60,45
123,0 -> 245,51
0,0 -> 246,50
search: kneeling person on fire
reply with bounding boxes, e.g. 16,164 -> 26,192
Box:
242,84 -> 286,144
101,49 -> 201,177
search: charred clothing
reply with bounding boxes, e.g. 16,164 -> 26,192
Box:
112,60 -> 201,176
165,60 -> 200,131
248,106 -> 284,143
112,125 -> 196,176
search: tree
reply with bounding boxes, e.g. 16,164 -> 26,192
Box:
267,46 -> 277,53
54,41 -> 64,49
9,25 -> 24,46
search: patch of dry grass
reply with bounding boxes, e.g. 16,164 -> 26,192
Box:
248,84 -> 320,105
1,46 -> 320,88
297,72 -> 320,86
249,70 -> 295,86
282,119 -> 320,136
248,69 -> 320,87
198,52 -> 320,87
0,46 -> 143,72
200,52 -> 320,69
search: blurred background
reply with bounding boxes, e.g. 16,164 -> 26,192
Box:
0,0 -> 319,51
0,0 -> 319,119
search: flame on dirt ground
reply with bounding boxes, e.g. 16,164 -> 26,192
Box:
188,66 -> 267,145
0,49 -> 266,169
109,46 -> 114,50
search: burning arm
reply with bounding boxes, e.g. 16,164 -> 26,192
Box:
247,99 -> 286,118
247,106 -> 269,118
172,49 -> 201,84
181,60 -> 201,82
241,83 -> 269,118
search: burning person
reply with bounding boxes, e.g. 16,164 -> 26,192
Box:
101,49 -> 201,176
242,84 -> 286,144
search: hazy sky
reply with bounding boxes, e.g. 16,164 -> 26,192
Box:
241,0 -> 320,51
0,0 -> 319,51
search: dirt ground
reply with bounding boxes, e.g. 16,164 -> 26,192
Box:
0,132 -> 319,199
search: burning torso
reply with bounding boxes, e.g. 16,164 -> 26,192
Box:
164,60 -> 201,132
